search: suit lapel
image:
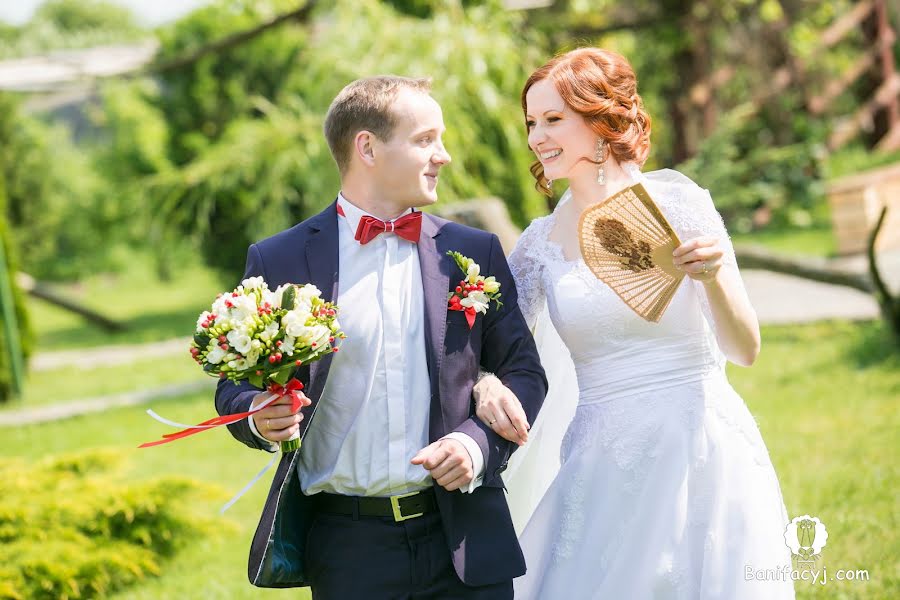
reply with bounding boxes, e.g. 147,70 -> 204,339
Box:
418,214 -> 450,439
305,201 -> 340,402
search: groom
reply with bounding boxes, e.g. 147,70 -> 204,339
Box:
214,76 -> 547,598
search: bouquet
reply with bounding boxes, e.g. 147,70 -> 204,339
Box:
141,277 -> 344,453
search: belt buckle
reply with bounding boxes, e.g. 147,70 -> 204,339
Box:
390,491 -> 424,522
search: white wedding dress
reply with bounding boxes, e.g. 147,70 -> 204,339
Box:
506,165 -> 795,599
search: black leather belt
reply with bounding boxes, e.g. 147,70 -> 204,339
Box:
316,488 -> 437,522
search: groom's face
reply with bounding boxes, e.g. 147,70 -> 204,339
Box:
371,89 -> 451,210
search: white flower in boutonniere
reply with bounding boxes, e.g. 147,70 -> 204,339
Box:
446,251 -> 503,329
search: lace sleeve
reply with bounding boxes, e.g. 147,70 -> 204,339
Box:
645,170 -> 750,355
508,218 -> 549,330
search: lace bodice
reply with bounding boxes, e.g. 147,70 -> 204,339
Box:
508,165 -> 744,399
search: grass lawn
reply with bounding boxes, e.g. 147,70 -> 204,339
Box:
0,352 -> 207,412
732,224 -> 836,258
1,319 -> 896,598
24,259 -> 225,351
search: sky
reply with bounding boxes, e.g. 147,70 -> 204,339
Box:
0,0 -> 215,27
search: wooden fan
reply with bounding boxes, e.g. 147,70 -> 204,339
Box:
578,183 -> 684,322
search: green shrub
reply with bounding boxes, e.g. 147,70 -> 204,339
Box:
0,173 -> 31,403
0,450 -> 223,599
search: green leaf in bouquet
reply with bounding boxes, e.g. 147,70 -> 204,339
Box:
270,367 -> 295,386
193,333 -> 210,347
249,372 -> 264,388
281,285 -> 296,311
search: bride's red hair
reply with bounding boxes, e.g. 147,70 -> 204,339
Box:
522,48 -> 652,196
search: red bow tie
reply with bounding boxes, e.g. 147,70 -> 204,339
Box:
338,204 -> 422,245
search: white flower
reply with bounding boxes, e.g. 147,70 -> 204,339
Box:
228,358 -> 251,371
461,291 -> 489,314
259,321 -> 279,342
297,284 -> 321,301
245,348 -> 260,366
226,329 -> 253,355
241,276 -> 265,290
281,335 -> 296,355
211,295 -> 230,316
284,308 -> 312,338
228,294 -> 258,324
329,318 -> 341,333
196,311 -> 212,330
297,324 -> 330,349
206,344 -> 226,365
466,262 -> 480,284
482,276 -> 500,294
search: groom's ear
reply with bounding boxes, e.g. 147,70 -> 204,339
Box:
354,130 -> 377,167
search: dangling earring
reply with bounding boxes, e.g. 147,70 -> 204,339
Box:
546,179 -> 553,192
595,138 -> 607,184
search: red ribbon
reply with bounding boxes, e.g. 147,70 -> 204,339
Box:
139,379 -> 305,448
448,303 -> 477,329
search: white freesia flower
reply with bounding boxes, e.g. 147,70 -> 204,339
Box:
241,276 -> 265,290
297,284 -> 321,301
259,321 -> 280,342
245,348 -> 260,366
461,291 -> 489,314
211,295 -> 230,317
281,336 -> 296,355
226,329 -> 253,355
330,318 -> 341,333
466,262 -> 480,284
229,294 -> 258,324
196,311 -> 212,330
228,358 -> 251,371
284,308 -> 312,338
206,344 -> 226,364
482,276 -> 500,294
297,324 -> 330,348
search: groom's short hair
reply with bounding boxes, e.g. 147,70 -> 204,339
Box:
324,75 -> 432,174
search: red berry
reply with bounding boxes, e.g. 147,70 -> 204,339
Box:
256,370 -> 263,375
276,341 -> 283,347
295,360 -> 302,366
462,291 -> 468,297
218,335 -> 227,342
232,292 -> 239,298
333,347 -> 339,353
269,356 -> 277,364
329,336 -> 335,343
455,286 -> 462,293
219,372 -> 226,378
220,343 -> 228,350
311,342 -> 317,348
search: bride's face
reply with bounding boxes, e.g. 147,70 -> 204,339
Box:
525,79 -> 598,183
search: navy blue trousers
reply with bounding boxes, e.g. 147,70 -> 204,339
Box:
305,510 -> 514,599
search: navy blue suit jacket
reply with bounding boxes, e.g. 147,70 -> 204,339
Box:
215,201 -> 548,588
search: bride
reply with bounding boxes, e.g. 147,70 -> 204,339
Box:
473,48 -> 795,599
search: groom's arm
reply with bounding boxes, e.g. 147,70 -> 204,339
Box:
452,234 -> 548,487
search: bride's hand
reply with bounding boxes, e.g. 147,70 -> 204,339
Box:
673,236 -> 724,283
473,374 -> 530,446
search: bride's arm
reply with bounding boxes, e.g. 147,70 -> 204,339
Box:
673,236 -> 760,366
473,220 -> 548,444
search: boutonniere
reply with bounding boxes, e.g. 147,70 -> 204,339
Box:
446,251 -> 502,329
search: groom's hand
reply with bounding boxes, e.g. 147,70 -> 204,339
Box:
411,439 -> 474,492
250,391 -> 311,443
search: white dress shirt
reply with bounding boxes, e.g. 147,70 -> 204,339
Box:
250,194 -> 483,496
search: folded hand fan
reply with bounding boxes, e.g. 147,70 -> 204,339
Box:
578,183 -> 684,322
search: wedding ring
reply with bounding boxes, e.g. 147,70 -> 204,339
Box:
701,261 -> 709,274
265,418 -> 271,431
489,419 -> 496,425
